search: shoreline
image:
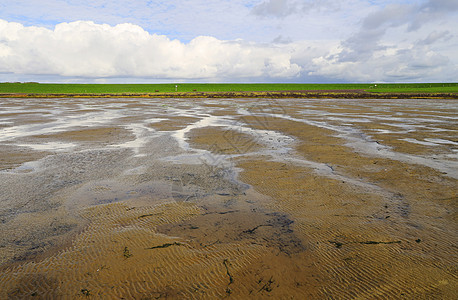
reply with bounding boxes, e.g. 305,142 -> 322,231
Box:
1,90 -> 457,99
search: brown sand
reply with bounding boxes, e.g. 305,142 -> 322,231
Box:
0,145 -> 51,171
189,127 -> 263,155
150,116 -> 201,131
32,127 -> 135,144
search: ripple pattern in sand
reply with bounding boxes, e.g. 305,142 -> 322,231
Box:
0,201 -> 268,299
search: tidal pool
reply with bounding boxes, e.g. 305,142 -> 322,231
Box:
0,97 -> 456,299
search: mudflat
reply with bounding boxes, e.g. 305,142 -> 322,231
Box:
0,97 -> 456,299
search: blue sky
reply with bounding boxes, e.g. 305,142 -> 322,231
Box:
0,0 -> 457,83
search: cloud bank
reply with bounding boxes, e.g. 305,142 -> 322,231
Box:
0,19 -> 307,81
0,0 -> 457,83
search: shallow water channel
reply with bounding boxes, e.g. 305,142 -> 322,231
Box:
0,97 -> 457,298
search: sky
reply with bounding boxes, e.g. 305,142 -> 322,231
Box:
0,0 -> 457,83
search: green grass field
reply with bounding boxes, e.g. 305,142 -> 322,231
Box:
0,82 -> 457,94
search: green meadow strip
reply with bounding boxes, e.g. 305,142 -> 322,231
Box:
0,83 -> 457,98
0,83 -> 371,93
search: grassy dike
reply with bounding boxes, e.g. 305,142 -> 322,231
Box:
0,82 -> 457,98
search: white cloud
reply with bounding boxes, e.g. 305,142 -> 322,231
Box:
308,0 -> 458,82
0,19 -> 302,80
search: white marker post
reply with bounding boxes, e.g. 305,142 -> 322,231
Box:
175,85 -> 178,92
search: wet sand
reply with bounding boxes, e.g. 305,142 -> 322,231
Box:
0,97 -> 456,299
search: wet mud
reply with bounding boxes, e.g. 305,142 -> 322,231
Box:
0,97 -> 456,299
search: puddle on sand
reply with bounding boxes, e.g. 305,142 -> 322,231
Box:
0,97 -> 457,299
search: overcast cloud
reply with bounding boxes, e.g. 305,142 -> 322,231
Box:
0,0 -> 457,82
